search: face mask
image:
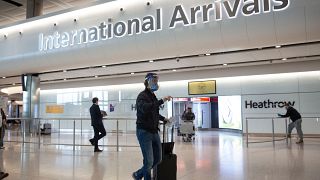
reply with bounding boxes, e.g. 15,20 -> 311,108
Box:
148,77 -> 159,92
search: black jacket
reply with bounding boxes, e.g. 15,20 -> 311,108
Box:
279,106 -> 301,122
90,104 -> 103,126
136,88 -> 165,133
182,112 -> 195,121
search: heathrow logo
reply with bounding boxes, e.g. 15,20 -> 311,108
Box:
39,0 -> 290,51
245,99 -> 295,109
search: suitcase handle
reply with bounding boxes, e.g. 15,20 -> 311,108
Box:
161,122 -> 175,143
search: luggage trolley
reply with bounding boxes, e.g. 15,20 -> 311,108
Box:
179,120 -> 195,142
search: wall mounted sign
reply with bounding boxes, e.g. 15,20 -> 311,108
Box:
173,98 -> 189,102
219,96 -> 242,130
245,99 -> 295,109
188,80 -> 216,95
191,97 -> 211,102
39,0 -> 290,51
46,105 -> 64,114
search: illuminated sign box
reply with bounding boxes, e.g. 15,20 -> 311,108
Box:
188,80 -> 216,95
46,105 -> 64,114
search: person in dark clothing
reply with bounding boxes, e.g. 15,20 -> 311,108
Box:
181,107 -> 195,122
181,107 -> 195,140
132,73 -> 172,180
278,103 -> 303,144
89,97 -> 106,152
0,109 -> 7,149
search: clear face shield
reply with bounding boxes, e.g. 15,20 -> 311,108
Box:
146,75 -> 159,92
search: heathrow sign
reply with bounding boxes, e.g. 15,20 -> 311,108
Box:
39,0 -> 290,51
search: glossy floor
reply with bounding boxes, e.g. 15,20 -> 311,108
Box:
0,131 -> 319,180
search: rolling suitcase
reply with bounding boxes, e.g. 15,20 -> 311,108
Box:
153,123 -> 177,180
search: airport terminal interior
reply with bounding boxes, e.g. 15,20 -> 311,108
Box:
0,0 -> 320,180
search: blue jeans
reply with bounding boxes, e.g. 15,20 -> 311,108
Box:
135,128 -> 162,180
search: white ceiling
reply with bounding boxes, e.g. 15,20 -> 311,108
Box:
0,0 -> 111,27
0,41 -> 320,88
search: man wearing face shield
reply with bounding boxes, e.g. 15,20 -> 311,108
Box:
278,103 -> 303,144
132,73 -> 172,180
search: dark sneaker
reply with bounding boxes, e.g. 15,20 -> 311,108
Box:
94,148 -> 103,152
132,172 -> 140,180
296,139 -> 303,144
89,139 -> 94,146
0,172 -> 9,179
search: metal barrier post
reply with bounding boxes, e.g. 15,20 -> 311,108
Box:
38,119 -> 41,149
59,119 -> 61,137
117,120 -> 119,152
80,118 -> 83,136
23,120 -> 25,144
73,120 -> 76,152
246,118 -> 249,147
272,118 -> 275,147
285,118 -> 288,144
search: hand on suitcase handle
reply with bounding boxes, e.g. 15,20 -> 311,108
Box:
164,117 -> 174,126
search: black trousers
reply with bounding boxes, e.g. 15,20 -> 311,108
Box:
92,124 -> 106,149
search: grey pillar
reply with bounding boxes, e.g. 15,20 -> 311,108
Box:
26,0 -> 43,19
22,74 -> 40,134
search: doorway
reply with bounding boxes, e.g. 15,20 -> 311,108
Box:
172,97 -> 217,129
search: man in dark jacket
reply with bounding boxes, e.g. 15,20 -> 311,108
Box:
132,73 -> 171,180
278,103 -> 303,144
181,107 -> 195,122
89,97 -> 106,152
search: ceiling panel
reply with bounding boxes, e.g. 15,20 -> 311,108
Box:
280,46 -> 310,58
0,1 -> 17,9
0,0 -> 103,27
249,49 -> 282,60
308,43 -> 320,55
33,43 -> 320,83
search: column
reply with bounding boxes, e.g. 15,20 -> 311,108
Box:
22,74 -> 40,134
26,0 -> 43,19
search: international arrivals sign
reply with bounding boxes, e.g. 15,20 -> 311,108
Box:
39,0 -> 290,51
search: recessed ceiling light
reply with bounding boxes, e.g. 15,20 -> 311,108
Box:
63,70 -> 67,72
131,72 -> 135,75
282,58 -> 287,61
205,53 -> 211,56
172,69 -> 177,72
94,75 -> 98,78
63,78 -> 67,81
102,65 -> 106,68
149,60 -> 154,63
275,45 -> 281,48
2,77 -> 6,79
223,63 -> 228,66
